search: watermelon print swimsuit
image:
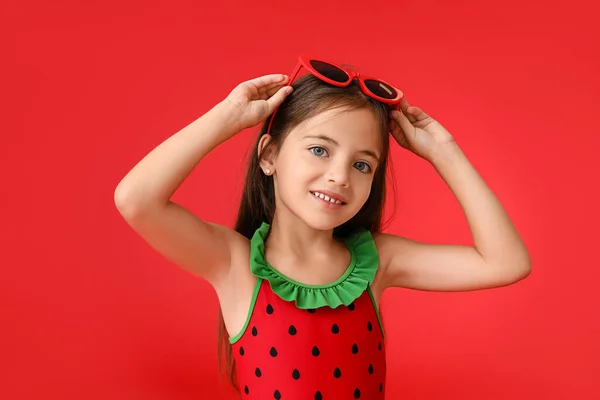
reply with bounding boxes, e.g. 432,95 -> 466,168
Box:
229,222 -> 386,399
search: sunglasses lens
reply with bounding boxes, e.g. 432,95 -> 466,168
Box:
309,60 -> 349,83
364,79 -> 398,100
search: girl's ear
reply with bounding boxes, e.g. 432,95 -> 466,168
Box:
257,134 -> 276,173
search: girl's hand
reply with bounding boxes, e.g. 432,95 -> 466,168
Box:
389,98 -> 456,162
223,74 -> 294,131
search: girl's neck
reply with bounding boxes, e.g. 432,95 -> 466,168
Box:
263,216 -> 352,285
265,216 -> 346,269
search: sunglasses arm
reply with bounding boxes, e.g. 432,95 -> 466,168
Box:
266,62 -> 305,134
287,62 -> 304,86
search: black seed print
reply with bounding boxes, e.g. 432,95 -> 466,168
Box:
307,308 -> 316,313
333,367 -> 342,378
315,391 -> 323,400
270,347 -> 278,357
367,321 -> 372,331
348,302 -> 355,311
378,341 -> 382,351
312,346 -> 320,356
266,304 -> 274,314
368,364 -> 373,374
331,323 -> 339,334
244,385 -> 249,394
274,389 -> 281,399
252,326 -> 258,336
239,347 -> 245,356
289,325 -> 297,335
352,343 -> 359,354
379,382 -> 383,392
353,388 -> 361,398
292,369 -> 300,380
255,367 -> 262,377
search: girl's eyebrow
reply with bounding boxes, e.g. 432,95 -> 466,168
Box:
302,134 -> 380,161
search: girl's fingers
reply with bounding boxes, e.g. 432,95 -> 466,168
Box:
265,85 -> 294,113
262,78 -> 290,94
255,75 -> 291,99
407,106 -> 430,122
392,109 -> 415,137
399,99 -> 417,123
262,81 -> 291,98
264,87 -> 283,99
246,74 -> 288,89
390,120 -> 409,148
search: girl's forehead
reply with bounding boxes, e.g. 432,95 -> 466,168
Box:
290,107 -> 381,143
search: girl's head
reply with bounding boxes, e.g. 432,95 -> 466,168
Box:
236,73 -> 393,239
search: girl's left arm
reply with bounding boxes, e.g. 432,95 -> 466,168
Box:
376,101 -> 531,292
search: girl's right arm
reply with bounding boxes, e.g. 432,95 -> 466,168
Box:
114,74 -> 293,288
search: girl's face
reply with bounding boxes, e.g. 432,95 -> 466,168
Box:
266,107 -> 383,231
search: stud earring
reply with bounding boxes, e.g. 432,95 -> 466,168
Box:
265,168 -> 271,175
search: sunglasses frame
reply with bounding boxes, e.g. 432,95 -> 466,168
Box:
266,55 -> 404,134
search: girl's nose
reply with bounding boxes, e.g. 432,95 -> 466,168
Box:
325,164 -> 350,187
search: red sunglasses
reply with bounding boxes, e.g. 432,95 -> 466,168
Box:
267,55 -> 404,134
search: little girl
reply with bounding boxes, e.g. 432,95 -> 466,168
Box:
114,56 -> 531,399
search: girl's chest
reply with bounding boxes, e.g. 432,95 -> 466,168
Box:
232,280 -> 386,399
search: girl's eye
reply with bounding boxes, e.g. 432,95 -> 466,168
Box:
354,161 -> 372,174
309,146 -> 372,174
309,146 -> 328,157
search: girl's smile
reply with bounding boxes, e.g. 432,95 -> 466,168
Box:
309,189 -> 347,204
309,190 -> 347,210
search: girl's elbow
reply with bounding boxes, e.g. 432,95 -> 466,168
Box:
515,258 -> 532,281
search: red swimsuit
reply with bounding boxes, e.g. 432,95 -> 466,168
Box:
229,222 -> 386,399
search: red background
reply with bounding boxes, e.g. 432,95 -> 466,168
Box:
2,0 -> 599,399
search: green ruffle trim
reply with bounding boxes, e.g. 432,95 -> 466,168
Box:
249,222 -> 379,309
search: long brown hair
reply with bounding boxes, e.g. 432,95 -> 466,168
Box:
216,74 -> 395,391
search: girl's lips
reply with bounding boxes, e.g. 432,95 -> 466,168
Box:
310,190 -> 347,204
309,191 -> 346,209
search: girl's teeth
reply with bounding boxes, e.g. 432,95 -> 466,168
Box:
313,191 -> 342,204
